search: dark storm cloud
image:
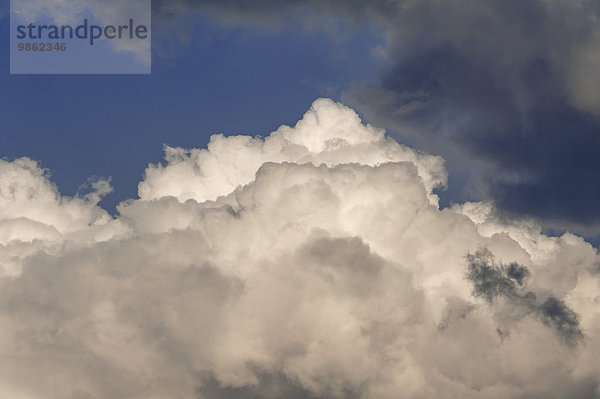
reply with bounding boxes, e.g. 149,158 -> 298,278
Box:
466,248 -> 584,347
151,0 -> 393,32
152,0 -> 600,231
371,39 -> 600,228
153,0 -> 395,18
348,0 -> 600,230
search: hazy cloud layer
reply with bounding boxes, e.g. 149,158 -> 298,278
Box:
1,99 -> 599,398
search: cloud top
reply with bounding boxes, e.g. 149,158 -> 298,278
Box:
139,98 -> 446,206
1,99 -> 599,399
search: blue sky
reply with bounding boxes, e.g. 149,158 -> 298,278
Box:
1,10 -> 384,211
4,0 -> 600,242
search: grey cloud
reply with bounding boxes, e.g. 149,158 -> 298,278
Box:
506,262 -> 530,287
153,0 -> 395,21
466,247 -> 526,303
196,371 -> 360,399
343,0 -> 600,232
538,296 -> 583,349
299,235 -> 385,298
466,248 -> 584,347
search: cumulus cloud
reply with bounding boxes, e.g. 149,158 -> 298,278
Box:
151,0 -> 600,232
0,157 -> 125,275
1,99 -> 600,399
138,98 -> 446,206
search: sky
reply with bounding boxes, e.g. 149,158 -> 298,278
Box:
1,1 -> 600,399
1,5 -> 385,211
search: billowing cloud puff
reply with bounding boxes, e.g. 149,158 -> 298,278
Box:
1,99 -> 599,399
0,158 -> 125,275
152,0 -> 600,230
138,98 -> 447,206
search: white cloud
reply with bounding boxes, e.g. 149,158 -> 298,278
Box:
139,98 -> 447,206
0,157 -> 125,276
0,99 -> 599,398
